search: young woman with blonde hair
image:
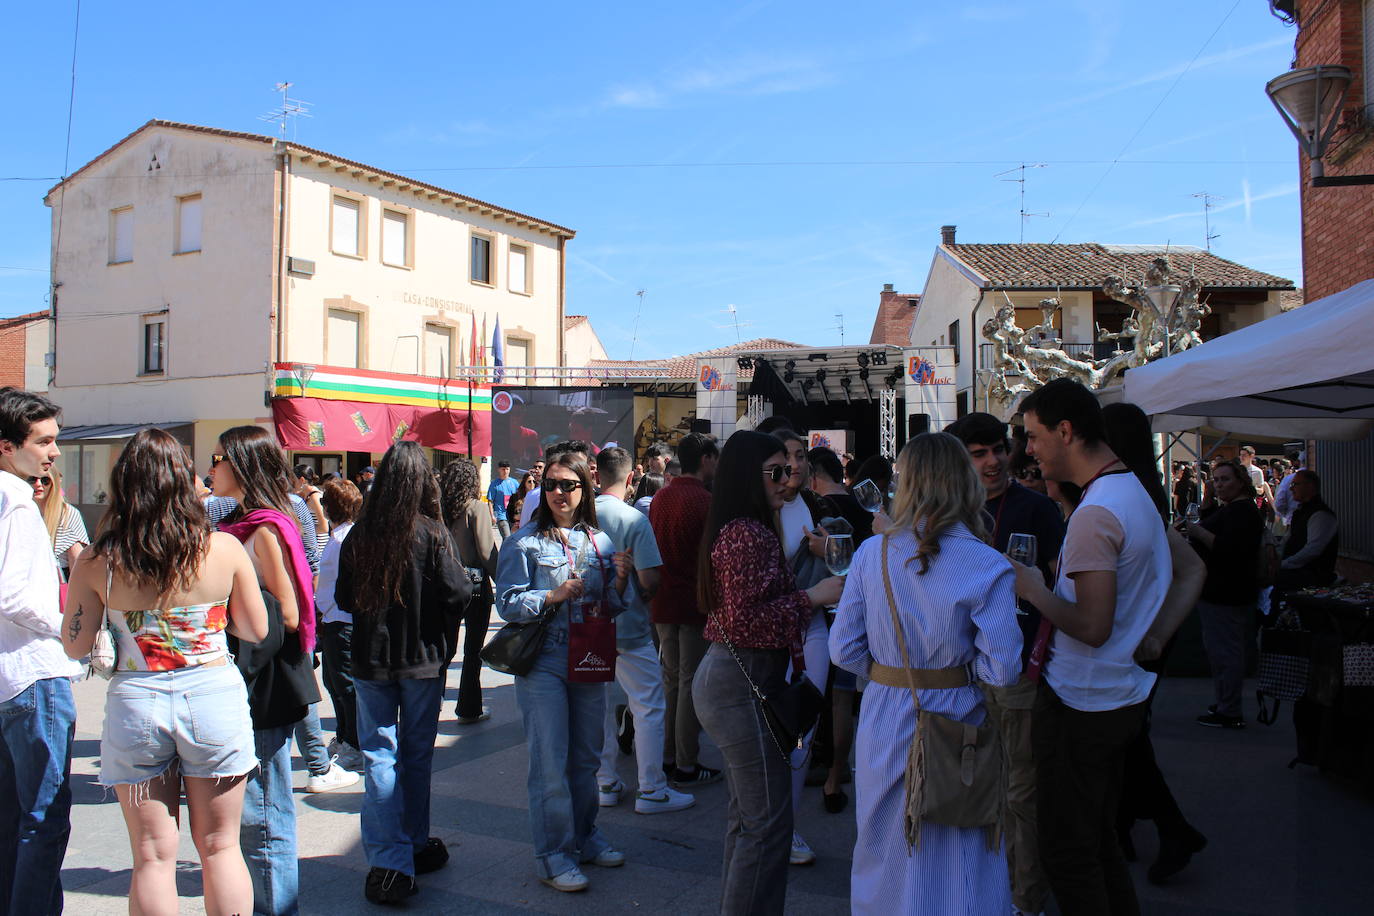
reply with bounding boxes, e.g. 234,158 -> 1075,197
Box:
829,431 -> 1023,915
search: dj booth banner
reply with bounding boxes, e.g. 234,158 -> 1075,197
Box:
272,363 -> 491,454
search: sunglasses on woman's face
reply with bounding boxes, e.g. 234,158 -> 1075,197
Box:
211,454 -> 227,467
27,475 -> 46,487
541,478 -> 582,494
762,465 -> 794,484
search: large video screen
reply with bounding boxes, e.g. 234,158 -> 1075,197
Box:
489,386 -> 635,470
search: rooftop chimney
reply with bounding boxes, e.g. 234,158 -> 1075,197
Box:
882,283 -> 894,292
940,225 -> 957,246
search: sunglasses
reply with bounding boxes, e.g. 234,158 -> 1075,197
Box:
762,465 -> 795,484
211,454 -> 227,467
28,475 -> 46,486
541,478 -> 583,494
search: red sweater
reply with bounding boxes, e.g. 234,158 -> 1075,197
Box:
649,475 -> 712,625
703,518 -> 812,665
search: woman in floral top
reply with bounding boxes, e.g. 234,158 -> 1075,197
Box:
691,430 -> 843,916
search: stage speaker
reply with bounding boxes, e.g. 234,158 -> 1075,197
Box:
907,414 -> 930,436
690,418 -> 712,434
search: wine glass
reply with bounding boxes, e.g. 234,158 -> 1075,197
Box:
1184,502 -> 1201,525
852,479 -> 883,513
825,534 -> 854,577
1006,533 -> 1037,568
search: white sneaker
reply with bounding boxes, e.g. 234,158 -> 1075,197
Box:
790,831 -> 816,866
634,786 -> 696,814
597,778 -> 624,807
307,760 -> 360,793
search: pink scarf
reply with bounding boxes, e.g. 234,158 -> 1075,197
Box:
220,508 -> 316,653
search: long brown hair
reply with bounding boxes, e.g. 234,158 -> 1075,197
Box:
533,451 -> 599,538
218,426 -> 297,524
342,441 -> 447,614
696,431 -> 787,614
91,428 -> 211,594
888,432 -> 988,575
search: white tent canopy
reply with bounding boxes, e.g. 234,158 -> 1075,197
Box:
1123,278 -> 1374,440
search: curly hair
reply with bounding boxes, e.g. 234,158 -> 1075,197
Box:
439,458 -> 481,527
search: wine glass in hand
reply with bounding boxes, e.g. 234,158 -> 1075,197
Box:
852,479 -> 883,513
1006,533 -> 1037,569
1184,502 -> 1201,526
825,534 -> 854,577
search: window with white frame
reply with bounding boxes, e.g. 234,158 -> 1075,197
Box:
505,336 -> 530,369
508,243 -> 530,294
424,323 -> 454,377
110,207 -> 134,264
471,234 -> 493,285
331,196 -> 363,257
327,308 -> 362,368
175,194 -> 202,253
141,315 -> 166,374
382,209 -> 411,267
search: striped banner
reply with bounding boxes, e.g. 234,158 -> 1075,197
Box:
273,363 -> 493,411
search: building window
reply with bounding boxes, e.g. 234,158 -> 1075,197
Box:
109,207 -> 134,264
948,319 -> 960,365
331,196 -> 363,257
382,209 -> 411,268
175,194 -> 202,254
508,243 -> 530,294
424,323 -> 454,377
471,234 -> 493,285
505,336 -> 531,369
327,308 -> 362,368
141,315 -> 166,374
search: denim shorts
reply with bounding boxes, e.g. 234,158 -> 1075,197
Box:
100,661 -> 257,786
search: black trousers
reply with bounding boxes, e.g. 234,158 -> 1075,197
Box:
455,580 -> 493,719
1034,682 -> 1147,916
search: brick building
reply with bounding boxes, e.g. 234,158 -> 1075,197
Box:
867,284 -> 921,346
0,310 -> 50,391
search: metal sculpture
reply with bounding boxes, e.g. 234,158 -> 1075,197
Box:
979,255 -> 1210,416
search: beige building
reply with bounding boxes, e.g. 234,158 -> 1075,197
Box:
44,119 -> 575,511
910,225 -> 1297,415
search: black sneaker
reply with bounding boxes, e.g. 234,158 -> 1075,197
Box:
1196,711 -> 1245,729
670,765 -> 723,788
364,867 -> 418,905
414,837 -> 450,875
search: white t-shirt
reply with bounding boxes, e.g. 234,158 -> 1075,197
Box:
316,522 -> 353,625
1246,463 -> 1265,492
1046,472 -> 1170,712
779,494 -> 813,562
519,488 -> 540,530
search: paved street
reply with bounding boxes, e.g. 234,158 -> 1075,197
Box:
61,653 -> 1371,915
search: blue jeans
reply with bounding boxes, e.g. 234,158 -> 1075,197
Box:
353,677 -> 443,875
0,676 -> 75,916
515,637 -> 613,879
241,724 -> 298,915
293,703 -> 331,776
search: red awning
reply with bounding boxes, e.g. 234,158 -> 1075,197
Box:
272,397 -> 490,455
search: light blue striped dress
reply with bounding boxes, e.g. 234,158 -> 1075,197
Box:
829,523 -> 1023,916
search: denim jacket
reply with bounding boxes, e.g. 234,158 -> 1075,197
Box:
495,522 -> 625,646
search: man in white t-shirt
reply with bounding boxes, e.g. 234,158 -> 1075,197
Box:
0,387 -> 83,913
1011,379 -> 1171,916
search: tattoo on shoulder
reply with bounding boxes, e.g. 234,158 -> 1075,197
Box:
68,604 -> 84,641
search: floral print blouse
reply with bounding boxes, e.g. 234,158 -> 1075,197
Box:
703,518 -> 813,668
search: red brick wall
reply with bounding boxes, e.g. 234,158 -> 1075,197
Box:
0,317 -> 36,388
868,288 -> 920,346
1295,0 -> 1374,299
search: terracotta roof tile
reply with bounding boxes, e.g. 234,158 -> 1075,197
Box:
944,243 -> 1294,290
589,337 -> 807,379
563,314 -> 589,330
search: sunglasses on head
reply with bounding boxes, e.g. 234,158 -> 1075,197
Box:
762,465 -> 795,484
541,478 -> 582,494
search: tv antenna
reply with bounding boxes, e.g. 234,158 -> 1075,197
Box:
995,163 -> 1048,242
1190,192 -> 1223,251
712,304 -> 753,343
835,311 -> 845,345
258,82 -> 312,139
629,289 -> 646,360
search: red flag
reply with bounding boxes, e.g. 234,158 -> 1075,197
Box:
469,313 -> 479,373
480,314 -> 488,369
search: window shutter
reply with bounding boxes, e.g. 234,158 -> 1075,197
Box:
332,198 -> 360,256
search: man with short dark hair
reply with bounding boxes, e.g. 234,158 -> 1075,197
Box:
487,460 -> 519,538
946,411 -> 1062,916
1011,378 -> 1171,916
643,443 -> 673,475
592,447 -> 694,814
648,432 -> 721,787
0,387 -> 82,914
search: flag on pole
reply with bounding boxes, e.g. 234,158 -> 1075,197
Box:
492,314 -> 505,384
469,313 -> 479,378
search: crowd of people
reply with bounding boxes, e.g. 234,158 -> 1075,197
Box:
0,378 -> 1337,915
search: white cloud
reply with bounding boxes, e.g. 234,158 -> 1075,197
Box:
603,54 -> 830,110
1113,183 -> 1297,230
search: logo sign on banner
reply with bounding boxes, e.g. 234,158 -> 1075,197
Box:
809,429 -> 853,454
909,357 -> 952,386
699,364 -> 731,391
492,390 -> 515,414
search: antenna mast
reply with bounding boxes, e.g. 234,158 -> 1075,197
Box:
258,82 -> 312,139
1190,192 -> 1223,251
629,289 -> 646,360
995,163 -> 1049,242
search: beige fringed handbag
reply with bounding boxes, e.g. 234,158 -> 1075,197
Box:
878,535 -> 1006,852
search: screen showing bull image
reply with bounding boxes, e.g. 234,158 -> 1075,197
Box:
490,386 -> 635,470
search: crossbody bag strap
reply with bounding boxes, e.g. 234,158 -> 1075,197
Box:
880,534 -> 924,713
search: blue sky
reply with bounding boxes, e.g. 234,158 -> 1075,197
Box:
0,1 -> 1302,360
